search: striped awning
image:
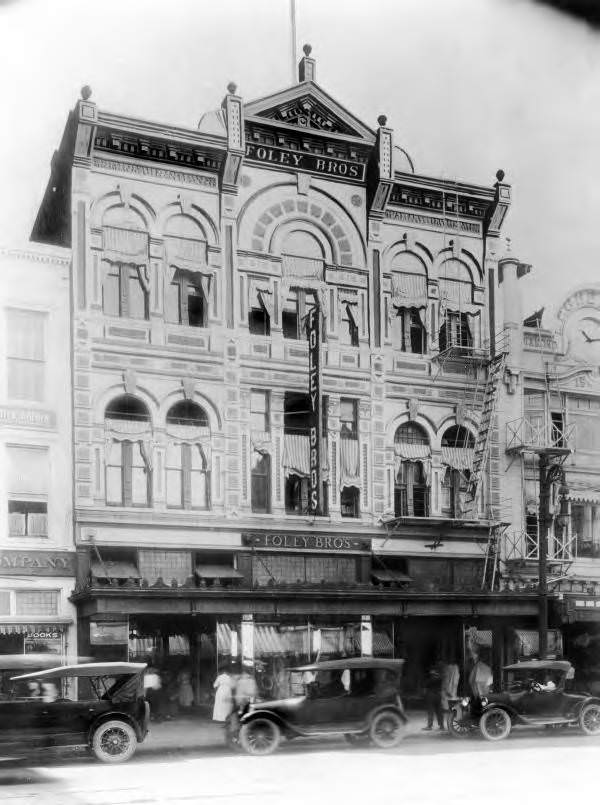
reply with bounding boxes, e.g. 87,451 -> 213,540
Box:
340,438 -> 360,489
0,622 -> 71,635
441,446 -> 474,471
254,625 -> 286,656
282,434 -> 328,478
91,560 -> 141,579
394,442 -> 431,461
390,272 -> 427,309
566,491 -> 600,505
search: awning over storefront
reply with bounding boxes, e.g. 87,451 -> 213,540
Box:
371,569 -> 412,584
91,560 -> 141,579
195,565 -> 243,580
0,621 -> 72,635
566,491 -> 600,505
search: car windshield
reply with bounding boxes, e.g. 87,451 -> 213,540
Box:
504,668 -> 565,692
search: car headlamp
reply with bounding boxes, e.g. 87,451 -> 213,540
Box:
461,697 -> 470,707
481,697 -> 488,707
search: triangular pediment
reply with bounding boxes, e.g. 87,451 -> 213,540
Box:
245,82 -> 375,142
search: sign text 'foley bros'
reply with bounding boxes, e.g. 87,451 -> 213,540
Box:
307,304 -> 322,514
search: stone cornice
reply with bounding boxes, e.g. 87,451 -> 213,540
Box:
0,247 -> 71,266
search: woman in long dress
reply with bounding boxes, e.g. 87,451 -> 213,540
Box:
212,670 -> 234,722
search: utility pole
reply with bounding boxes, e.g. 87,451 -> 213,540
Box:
290,0 -> 298,84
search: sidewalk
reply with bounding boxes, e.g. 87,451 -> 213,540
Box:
138,709 -> 447,756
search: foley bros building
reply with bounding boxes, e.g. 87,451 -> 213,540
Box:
32,48 -> 538,701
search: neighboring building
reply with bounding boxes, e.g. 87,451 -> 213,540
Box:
501,282 -> 600,689
31,49 -> 538,701
0,247 -> 75,688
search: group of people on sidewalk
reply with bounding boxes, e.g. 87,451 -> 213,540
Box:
423,653 -> 493,731
212,663 -> 258,724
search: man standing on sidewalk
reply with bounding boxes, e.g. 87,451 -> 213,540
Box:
423,663 -> 444,731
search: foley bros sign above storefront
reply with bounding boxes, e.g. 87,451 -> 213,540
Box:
0,550 -> 75,576
242,532 -> 370,552
245,143 -> 366,182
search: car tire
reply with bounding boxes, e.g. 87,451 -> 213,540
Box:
579,703 -> 600,736
91,720 -> 138,763
369,710 -> 406,749
479,708 -> 511,742
447,709 -> 471,739
239,718 -> 281,756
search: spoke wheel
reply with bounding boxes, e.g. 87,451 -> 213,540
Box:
580,703 -> 600,736
479,708 -> 511,742
239,718 -> 281,756
447,710 -> 471,739
92,720 -> 137,763
369,711 -> 406,749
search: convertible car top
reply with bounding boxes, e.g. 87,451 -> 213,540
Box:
11,662 -> 147,681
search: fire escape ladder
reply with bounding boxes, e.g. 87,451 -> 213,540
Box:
462,352 -> 507,519
481,523 -> 506,591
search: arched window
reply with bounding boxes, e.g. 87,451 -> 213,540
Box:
390,253 -> 427,354
105,395 -> 151,507
166,270 -> 207,327
394,423 -> 430,517
440,425 -> 475,518
438,260 -> 474,352
165,401 -> 210,509
441,426 -> 475,449
281,230 -> 324,341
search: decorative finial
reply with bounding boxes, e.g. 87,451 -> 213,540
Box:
81,85 -> 92,101
303,44 -> 312,56
377,115 -> 387,127
496,169 -> 505,182
227,81 -> 237,95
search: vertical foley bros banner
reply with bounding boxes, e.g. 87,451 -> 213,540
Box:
307,304 -> 323,515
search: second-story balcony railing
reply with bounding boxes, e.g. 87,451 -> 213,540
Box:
506,418 -> 576,453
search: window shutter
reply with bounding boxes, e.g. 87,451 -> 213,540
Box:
182,443 -> 192,509
122,441 -> 133,505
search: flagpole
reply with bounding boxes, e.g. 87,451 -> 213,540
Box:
290,0 -> 297,83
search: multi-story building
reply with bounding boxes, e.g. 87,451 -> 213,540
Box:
31,48 -> 540,701
501,281 -> 600,690
0,247 -> 75,689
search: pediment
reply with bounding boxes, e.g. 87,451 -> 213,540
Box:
245,82 -> 375,141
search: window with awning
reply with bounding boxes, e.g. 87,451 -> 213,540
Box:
91,560 -> 141,581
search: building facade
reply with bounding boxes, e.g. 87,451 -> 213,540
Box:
501,282 -> 600,690
0,247 -> 76,690
32,50 -> 539,702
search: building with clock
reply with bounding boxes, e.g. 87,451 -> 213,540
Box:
31,47 -> 541,702
501,283 -> 600,688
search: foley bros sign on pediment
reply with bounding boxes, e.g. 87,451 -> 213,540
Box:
245,142 -> 365,182
0,550 -> 75,576
242,532 -> 370,552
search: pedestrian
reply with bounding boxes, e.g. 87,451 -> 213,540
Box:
212,666 -> 235,722
423,663 -> 444,730
234,663 -> 257,709
441,655 -> 460,712
144,666 -> 163,721
177,670 -> 194,711
469,652 -> 493,698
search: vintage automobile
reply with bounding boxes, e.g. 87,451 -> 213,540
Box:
234,657 -> 407,755
448,659 -> 600,741
0,662 -> 149,763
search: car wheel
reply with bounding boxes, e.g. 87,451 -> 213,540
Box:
92,720 -> 138,763
447,709 -> 471,739
344,733 -> 371,746
239,718 -> 281,756
369,711 -> 406,749
479,708 -> 511,742
579,703 -> 600,736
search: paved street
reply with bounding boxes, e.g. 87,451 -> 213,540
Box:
1,730 -> 598,805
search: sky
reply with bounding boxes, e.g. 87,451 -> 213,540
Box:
1,0 -> 599,316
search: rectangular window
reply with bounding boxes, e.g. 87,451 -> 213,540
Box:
340,398 -> 357,438
0,591 -> 10,616
128,267 -> 147,319
165,280 -> 182,324
189,444 -> 208,509
102,266 -> 121,317
340,487 -> 359,518
166,443 -> 183,508
250,390 -> 270,433
248,307 -> 270,335
282,292 -> 300,339
6,309 -> 45,402
251,453 -> 271,513
15,590 -> 59,616
130,441 -> 149,505
340,304 -> 359,347
106,441 -> 124,505
8,500 -> 48,537
106,440 -> 150,507
166,444 -> 208,510
187,282 -> 205,327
